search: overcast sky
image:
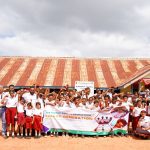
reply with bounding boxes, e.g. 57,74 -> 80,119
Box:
0,0 -> 150,58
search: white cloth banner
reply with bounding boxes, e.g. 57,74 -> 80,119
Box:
43,106 -> 129,135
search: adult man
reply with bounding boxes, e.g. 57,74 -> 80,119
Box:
22,87 -> 37,109
0,85 -> 6,137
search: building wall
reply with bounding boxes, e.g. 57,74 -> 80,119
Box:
121,85 -> 132,93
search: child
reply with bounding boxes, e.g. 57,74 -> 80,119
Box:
86,97 -> 94,109
91,100 -> 100,111
33,102 -> 43,138
25,102 -> 33,137
1,91 -> 18,138
132,100 -> 146,132
16,98 -> 25,138
79,98 -> 87,109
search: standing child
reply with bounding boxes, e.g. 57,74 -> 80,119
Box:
1,91 -> 18,138
33,102 -> 43,138
25,102 -> 33,137
132,100 -> 146,132
16,98 -> 25,138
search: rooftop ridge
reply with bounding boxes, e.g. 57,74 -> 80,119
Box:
0,56 -> 150,60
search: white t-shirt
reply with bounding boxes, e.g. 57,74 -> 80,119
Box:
63,101 -> 75,108
132,107 -> 146,117
91,106 -> 100,111
107,92 -> 112,99
33,108 -> 43,117
86,102 -> 94,109
5,96 -> 18,108
139,116 -> 150,132
26,108 -> 33,117
17,103 -> 24,113
35,98 -> 44,110
79,103 -> 86,109
121,102 -> 133,111
109,103 -> 118,108
22,92 -> 37,108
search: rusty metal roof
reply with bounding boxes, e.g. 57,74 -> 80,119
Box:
120,64 -> 150,88
0,57 -> 149,88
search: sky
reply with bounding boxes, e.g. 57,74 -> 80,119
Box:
0,0 -> 150,58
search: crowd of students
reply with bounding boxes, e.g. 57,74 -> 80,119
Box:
0,84 -> 150,139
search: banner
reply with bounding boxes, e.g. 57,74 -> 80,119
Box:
43,106 -> 129,135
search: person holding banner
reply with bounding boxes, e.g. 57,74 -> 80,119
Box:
86,97 -> 94,109
91,100 -> 100,111
63,95 -> 75,108
79,98 -> 87,109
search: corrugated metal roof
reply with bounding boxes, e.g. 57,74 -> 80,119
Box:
120,64 -> 150,88
0,57 -> 149,87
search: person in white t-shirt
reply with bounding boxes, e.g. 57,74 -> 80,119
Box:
132,100 -> 146,131
22,88 -> 37,109
33,102 -> 43,138
25,102 -> 33,137
136,110 -> 150,137
44,93 -> 56,110
86,97 -> 94,109
35,93 -> 44,110
91,100 -> 100,111
118,95 -> 133,111
63,95 -> 75,109
0,85 -> 7,137
16,98 -> 25,137
79,98 -> 87,109
1,91 -> 18,138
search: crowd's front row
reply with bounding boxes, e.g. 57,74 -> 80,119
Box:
0,85 -> 150,139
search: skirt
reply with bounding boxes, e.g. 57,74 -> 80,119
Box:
5,107 -> 17,125
33,115 -> 42,131
25,116 -> 33,129
17,113 -> 25,126
132,116 -> 140,131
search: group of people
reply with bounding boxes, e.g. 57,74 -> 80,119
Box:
0,84 -> 150,139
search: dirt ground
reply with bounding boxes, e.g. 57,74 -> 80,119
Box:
0,135 -> 149,150
0,120 -> 149,150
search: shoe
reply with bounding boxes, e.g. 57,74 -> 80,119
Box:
34,136 -> 38,139
55,133 -> 59,137
95,135 -> 98,138
4,135 -> 9,139
2,134 -> 7,139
